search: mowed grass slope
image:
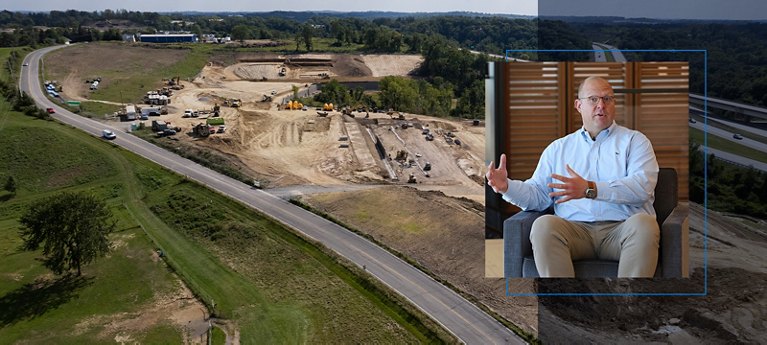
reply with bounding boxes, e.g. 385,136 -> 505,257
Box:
0,98 -> 436,342
0,109 -> 184,343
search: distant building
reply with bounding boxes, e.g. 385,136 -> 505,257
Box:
200,34 -> 230,44
138,34 -> 197,43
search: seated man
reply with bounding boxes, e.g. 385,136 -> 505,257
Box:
486,76 -> 660,278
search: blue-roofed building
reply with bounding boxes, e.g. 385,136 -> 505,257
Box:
139,34 -> 197,43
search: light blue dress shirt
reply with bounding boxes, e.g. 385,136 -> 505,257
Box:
501,121 -> 659,222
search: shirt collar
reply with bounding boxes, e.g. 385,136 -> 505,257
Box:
580,121 -> 617,142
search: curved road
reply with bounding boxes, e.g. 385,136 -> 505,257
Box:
20,45 -> 523,345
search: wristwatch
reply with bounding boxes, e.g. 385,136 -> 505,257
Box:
585,181 -> 597,199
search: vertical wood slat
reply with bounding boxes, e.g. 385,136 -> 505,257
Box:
504,62 -> 565,182
634,61 -> 689,200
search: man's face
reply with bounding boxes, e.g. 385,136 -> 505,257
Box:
575,78 -> 616,136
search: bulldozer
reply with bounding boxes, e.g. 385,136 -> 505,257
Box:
224,99 -> 241,108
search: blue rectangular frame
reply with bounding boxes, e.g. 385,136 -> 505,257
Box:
502,49 -> 708,297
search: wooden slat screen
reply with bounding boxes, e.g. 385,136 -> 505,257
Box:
501,61 -> 689,201
504,62 -> 565,180
634,62 -> 689,200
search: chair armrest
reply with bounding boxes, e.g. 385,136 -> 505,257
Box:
660,203 -> 689,278
503,209 -> 550,277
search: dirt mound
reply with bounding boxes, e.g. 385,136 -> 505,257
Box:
361,55 -> 423,77
331,55 -> 372,77
535,202 -> 767,343
538,266 -> 767,344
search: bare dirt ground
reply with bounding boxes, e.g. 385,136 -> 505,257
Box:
536,202 -> 767,344
361,55 -> 424,77
74,266 -> 211,344
130,52 -> 481,196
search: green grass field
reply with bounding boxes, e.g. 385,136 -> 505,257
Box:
0,53 -> 445,341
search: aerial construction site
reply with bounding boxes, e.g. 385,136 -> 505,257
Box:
51,47 -> 486,202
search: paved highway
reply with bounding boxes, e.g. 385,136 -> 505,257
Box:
20,45 -> 524,345
592,42 -> 627,62
689,114 -> 767,154
702,146 -> 767,172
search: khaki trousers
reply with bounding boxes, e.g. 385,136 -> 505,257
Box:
529,213 -> 660,278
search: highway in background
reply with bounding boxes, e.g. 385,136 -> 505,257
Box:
20,45 -> 524,345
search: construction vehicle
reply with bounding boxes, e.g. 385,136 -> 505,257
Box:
193,123 -> 211,137
323,103 -> 334,111
317,111 -> 328,117
224,98 -> 241,107
285,100 -> 303,110
341,107 -> 354,117
151,120 -> 168,132
407,173 -> 417,184
424,162 -> 432,171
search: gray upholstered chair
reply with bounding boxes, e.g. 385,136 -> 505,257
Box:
503,168 -> 689,278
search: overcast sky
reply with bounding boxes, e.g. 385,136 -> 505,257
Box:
539,0 -> 767,20
3,0 -> 766,20
3,0 -> 537,16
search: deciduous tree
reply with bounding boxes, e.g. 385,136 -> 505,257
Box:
19,192 -> 115,276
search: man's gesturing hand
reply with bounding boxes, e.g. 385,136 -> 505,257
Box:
486,154 -> 509,193
547,164 -> 589,204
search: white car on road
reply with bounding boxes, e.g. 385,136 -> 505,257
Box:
102,129 -> 116,140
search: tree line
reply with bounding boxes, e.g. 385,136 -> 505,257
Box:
569,21 -> 767,107
690,143 -> 767,219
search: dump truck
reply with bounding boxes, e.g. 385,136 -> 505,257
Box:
151,120 -> 168,131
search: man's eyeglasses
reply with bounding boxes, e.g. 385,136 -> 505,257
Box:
579,95 -> 616,105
